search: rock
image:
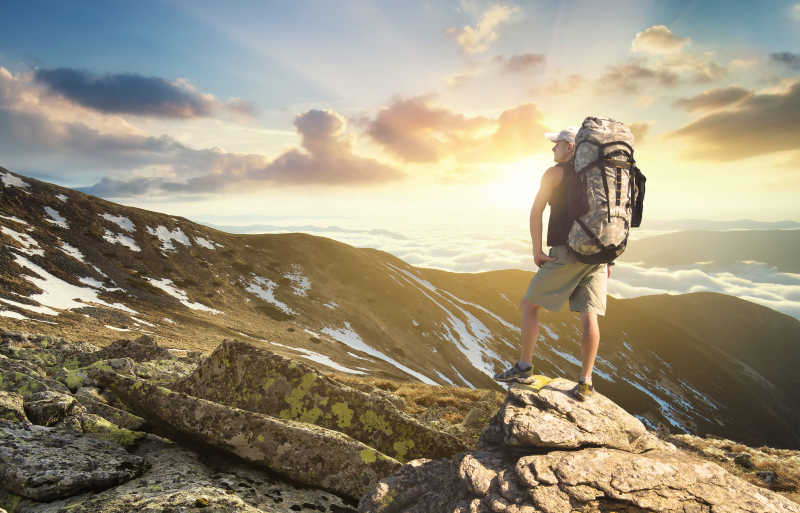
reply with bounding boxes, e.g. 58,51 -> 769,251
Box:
358,458 -> 470,513
130,358 -> 197,385
78,413 -> 146,448
74,388 -> 146,431
174,339 -> 467,461
0,355 -> 70,398
12,435 -> 357,513
479,379 -> 649,452
23,391 -> 85,426
54,357 -> 135,392
0,331 -> 100,373
0,391 -> 29,424
0,422 -> 147,501
96,369 -> 402,500
92,335 -> 174,362
362,446 -> 800,513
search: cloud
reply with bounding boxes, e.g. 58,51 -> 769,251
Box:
528,74 -> 587,97
631,25 -> 691,54
673,86 -> 752,112
494,53 -> 545,74
34,68 -> 255,119
793,3 -> 800,21
667,81 -> 800,161
770,52 -> 800,71
609,261 -> 800,320
597,60 -> 679,94
364,95 -> 551,164
629,122 -> 652,145
79,109 -> 404,195
445,4 -> 519,55
0,68 -> 401,194
446,70 -> 480,88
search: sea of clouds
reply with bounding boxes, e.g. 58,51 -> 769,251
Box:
207,219 -> 800,321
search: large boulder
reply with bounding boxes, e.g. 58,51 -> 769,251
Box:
479,377 -> 651,452
8,435 -> 358,513
173,339 -> 467,461
0,422 -> 147,502
95,369 -> 401,500
23,391 -> 85,427
360,381 -> 800,513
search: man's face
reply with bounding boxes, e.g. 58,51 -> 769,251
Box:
552,140 -> 574,162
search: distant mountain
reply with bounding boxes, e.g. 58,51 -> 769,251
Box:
621,229 -> 800,273
641,219 -> 800,231
1,166 -> 799,449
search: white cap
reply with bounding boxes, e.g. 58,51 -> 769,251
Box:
544,125 -> 579,144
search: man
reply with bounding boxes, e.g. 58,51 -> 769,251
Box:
493,126 -> 611,401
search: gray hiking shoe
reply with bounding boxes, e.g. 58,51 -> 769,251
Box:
493,363 -> 534,383
569,381 -> 594,401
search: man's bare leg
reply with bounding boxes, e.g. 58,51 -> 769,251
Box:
519,298 -> 540,366
579,311 -> 600,382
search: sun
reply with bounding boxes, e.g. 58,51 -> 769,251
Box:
484,154 -> 554,211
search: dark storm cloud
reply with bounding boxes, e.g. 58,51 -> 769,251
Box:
34,68 -> 255,118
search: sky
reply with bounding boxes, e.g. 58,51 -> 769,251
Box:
1,0 -> 799,234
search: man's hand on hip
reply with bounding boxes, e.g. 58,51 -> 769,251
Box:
534,249 -> 557,267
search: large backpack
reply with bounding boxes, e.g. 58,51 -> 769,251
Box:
566,116 -> 646,264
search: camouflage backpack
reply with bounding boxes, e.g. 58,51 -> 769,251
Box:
566,116 -> 646,264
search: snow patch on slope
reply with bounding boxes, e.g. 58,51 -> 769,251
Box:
103,229 -> 141,252
4,253 -> 137,315
147,225 -> 190,252
244,275 -> 295,315
145,277 -> 221,314
285,265 -> 311,296
322,321 -> 436,384
100,213 -> 135,232
43,207 -> 68,229
0,171 -> 29,189
2,226 -> 44,256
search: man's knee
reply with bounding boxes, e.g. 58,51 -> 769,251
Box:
520,297 -> 540,315
580,312 -> 600,334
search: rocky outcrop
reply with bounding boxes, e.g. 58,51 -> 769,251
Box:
360,379 -> 800,513
0,355 -> 70,398
4,434 -> 358,513
479,377 -> 660,452
96,369 -> 402,500
174,339 -> 467,461
0,392 -> 28,424
0,422 -> 147,501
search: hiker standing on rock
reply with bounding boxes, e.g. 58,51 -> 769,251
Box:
494,126 -> 610,401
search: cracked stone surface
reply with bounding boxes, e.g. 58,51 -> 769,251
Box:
361,381 -> 800,513
0,422 -> 147,501
95,369 -> 401,500
173,339 -> 467,462
480,379 -> 649,452
5,435 -> 358,513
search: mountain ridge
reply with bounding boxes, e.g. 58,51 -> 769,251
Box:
1,166 -> 799,449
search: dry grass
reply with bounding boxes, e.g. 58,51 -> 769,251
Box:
330,373 -> 505,448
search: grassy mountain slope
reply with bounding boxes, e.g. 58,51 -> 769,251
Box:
1,166 -> 799,449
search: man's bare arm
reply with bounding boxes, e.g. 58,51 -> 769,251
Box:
530,166 -> 562,266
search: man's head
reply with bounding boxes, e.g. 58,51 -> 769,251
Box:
545,126 -> 578,163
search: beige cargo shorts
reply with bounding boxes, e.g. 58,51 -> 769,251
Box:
524,245 -> 608,316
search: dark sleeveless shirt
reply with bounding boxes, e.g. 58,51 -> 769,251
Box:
546,163 -> 570,247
